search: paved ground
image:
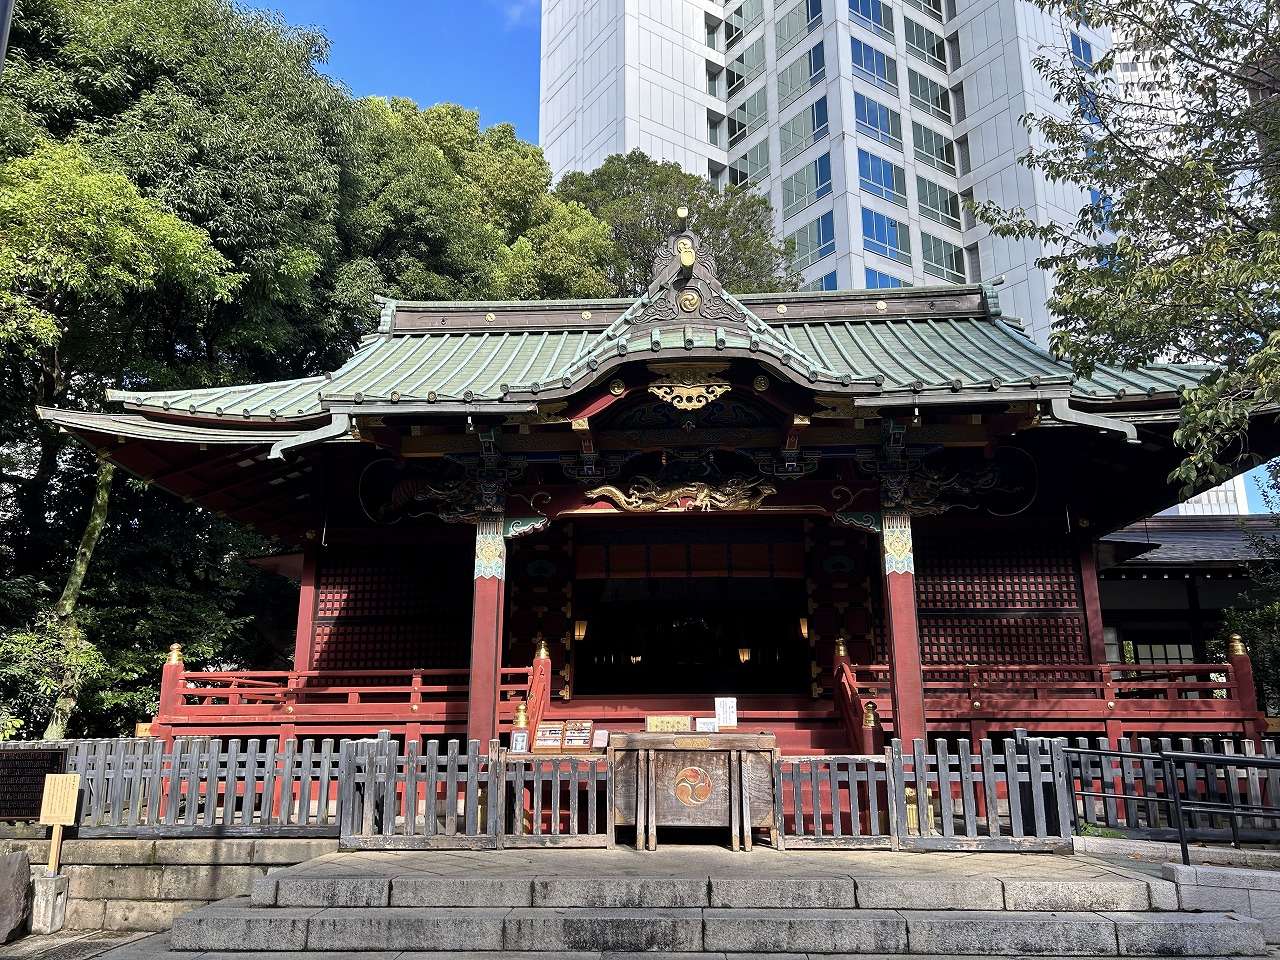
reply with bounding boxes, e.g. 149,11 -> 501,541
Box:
267,845 -> 1165,883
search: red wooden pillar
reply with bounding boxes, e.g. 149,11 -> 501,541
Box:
292,547 -> 320,671
1229,634 -> 1266,744
881,509 -> 927,745
467,517 -> 507,745
1078,541 -> 1108,664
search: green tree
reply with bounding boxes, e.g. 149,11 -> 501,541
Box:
971,0 -> 1279,491
339,98 -> 614,304
556,150 -> 800,297
0,141 -> 236,736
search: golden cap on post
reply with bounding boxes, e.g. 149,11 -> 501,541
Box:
835,637 -> 848,659
513,700 -> 529,729
1229,634 -> 1247,657
534,638 -> 551,661
166,643 -> 184,665
862,701 -> 878,728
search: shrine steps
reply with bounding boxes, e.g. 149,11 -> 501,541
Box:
165,873 -> 1269,957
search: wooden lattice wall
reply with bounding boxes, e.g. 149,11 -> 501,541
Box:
908,533 -> 1090,665
805,521 -> 878,667
309,545 -> 472,671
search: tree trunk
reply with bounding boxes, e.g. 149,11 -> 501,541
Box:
41,459 -> 115,740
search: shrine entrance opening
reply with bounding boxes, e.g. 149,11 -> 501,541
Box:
573,576 -> 809,696
567,517 -> 812,699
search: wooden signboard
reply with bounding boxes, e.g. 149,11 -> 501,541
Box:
39,774 -> 80,827
645,715 -> 692,733
533,720 -> 566,752
562,720 -> 594,752
0,749 -> 67,822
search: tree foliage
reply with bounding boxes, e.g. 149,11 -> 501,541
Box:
556,150 -> 800,297
0,1 -> 797,737
972,0 -> 1279,490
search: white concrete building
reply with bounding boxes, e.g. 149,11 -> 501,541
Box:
540,0 -> 1108,345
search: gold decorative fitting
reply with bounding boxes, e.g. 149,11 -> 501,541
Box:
587,475 -> 775,513
678,289 -> 701,312
862,701 -> 878,728
485,312 -> 496,322
972,701 -> 981,709
410,704 -> 419,712
608,379 -> 626,396
776,304 -> 788,314
835,637 -> 848,658
166,643 -> 184,665
513,700 -> 529,729
753,375 -> 770,393
1106,700 -> 1115,709
676,236 -> 696,268
534,638 -> 551,661
647,363 -> 732,410
1229,634 -> 1247,657
284,706 -> 295,714
677,205 -> 690,221
810,681 -> 823,699
580,310 -> 592,320
571,417 -> 590,432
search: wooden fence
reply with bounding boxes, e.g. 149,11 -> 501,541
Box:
1,737 -> 346,836
891,737 -> 1071,851
774,754 -> 894,849
501,755 -> 613,848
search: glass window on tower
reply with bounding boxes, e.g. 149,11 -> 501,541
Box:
782,152 -> 833,220
854,92 -> 903,149
728,140 -> 770,187
904,18 -> 947,70
778,41 -> 827,109
852,38 -> 898,92
777,0 -> 823,57
865,268 -> 911,288
921,232 -> 966,282
917,176 -> 962,229
905,0 -> 945,23
780,96 -> 830,164
850,0 -> 894,41
801,270 -> 839,291
908,69 -> 952,121
858,149 -> 908,207
912,122 -> 956,174
727,37 -> 766,97
788,211 -> 837,269
726,0 -> 765,50
729,88 -> 768,147
1070,32 -> 1094,69
861,207 -> 912,265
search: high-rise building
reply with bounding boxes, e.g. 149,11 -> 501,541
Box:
540,0 -> 1109,344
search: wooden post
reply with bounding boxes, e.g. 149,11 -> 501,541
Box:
881,509 -> 927,745
468,517 -> 507,745
152,644 -> 185,742
1078,542 -> 1108,664
292,548 -> 320,670
1228,634 -> 1265,744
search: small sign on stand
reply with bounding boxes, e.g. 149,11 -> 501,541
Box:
715,697 -> 738,730
39,773 -> 80,876
533,720 -> 566,752
562,720 -> 594,752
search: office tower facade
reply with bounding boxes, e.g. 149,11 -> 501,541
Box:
540,0 -> 1107,345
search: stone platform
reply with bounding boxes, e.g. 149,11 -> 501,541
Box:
157,848 -> 1267,957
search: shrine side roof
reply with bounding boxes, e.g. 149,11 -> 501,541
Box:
101,285 -> 1208,425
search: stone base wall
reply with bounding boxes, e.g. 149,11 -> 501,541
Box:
1163,863 -> 1280,943
0,838 -> 336,932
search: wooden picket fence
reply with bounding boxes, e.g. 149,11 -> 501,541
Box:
0,737 -> 346,836
774,754 -> 894,849
338,739 -> 614,849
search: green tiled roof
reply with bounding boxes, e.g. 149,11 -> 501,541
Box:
104,286 -> 1208,423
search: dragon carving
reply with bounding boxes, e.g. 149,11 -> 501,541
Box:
586,475 -> 777,513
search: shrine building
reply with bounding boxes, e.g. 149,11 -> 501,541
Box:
38,225 -> 1271,751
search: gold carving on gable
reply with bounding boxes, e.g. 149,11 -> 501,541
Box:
586,475 -> 776,513
647,363 -> 732,410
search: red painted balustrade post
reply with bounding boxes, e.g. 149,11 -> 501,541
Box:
1228,634 -> 1266,744
292,547 -> 319,670
1078,542 -> 1108,664
151,643 -> 185,742
467,517 -> 507,745
881,508 -> 927,745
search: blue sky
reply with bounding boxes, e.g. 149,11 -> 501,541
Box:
243,0 -> 543,141
243,1 -> 1272,513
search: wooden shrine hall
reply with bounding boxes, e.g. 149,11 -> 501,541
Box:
38,224 -> 1273,752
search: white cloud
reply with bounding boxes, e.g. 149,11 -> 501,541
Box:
500,0 -> 539,27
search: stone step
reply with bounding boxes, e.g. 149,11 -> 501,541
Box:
255,875 -> 1158,913
168,902 -> 1267,956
